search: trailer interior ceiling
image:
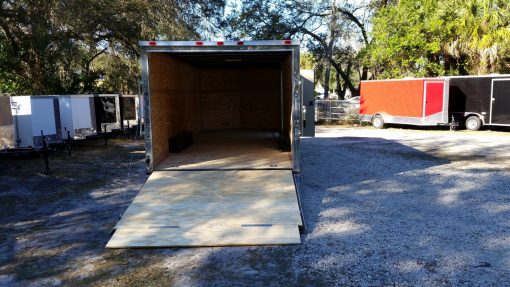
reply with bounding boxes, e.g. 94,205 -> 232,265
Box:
148,51 -> 293,170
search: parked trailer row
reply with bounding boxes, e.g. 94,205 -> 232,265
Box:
359,75 -> 510,130
0,94 -> 141,149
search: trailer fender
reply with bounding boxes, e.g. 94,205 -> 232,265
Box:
464,113 -> 485,125
372,114 -> 386,129
464,114 -> 484,131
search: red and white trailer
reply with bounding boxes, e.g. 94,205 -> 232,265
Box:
359,78 -> 450,128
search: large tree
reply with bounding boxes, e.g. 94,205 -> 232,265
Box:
228,0 -> 373,99
0,0 -> 225,94
446,0 -> 510,74
366,0 -> 510,78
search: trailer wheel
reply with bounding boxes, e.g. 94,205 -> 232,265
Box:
372,115 -> 385,129
465,116 -> 482,131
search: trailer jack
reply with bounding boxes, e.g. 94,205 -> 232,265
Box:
449,115 -> 460,131
40,130 -> 52,174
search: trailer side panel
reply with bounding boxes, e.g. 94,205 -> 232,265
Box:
360,80 -> 424,118
30,97 -> 57,137
448,77 -> 492,118
148,53 -> 200,168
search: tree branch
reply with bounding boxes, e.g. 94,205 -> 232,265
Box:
337,8 -> 369,46
0,19 -> 19,52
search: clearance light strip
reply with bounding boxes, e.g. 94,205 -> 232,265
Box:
140,40 -> 299,47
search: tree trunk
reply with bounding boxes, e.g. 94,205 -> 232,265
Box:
323,0 -> 337,100
360,66 -> 368,81
324,57 -> 331,99
331,60 -> 356,98
336,70 -> 344,100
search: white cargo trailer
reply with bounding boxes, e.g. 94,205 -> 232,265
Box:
107,40 -> 311,248
10,96 -> 60,147
59,95 -> 96,139
59,94 -> 139,139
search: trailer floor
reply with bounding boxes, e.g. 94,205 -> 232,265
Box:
156,130 -> 292,170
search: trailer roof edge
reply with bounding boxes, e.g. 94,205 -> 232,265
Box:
360,78 -> 443,83
361,74 -> 510,83
139,40 -> 300,48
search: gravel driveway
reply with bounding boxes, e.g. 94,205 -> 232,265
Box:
1,127 -> 509,286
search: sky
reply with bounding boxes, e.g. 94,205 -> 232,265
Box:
212,0 -> 370,51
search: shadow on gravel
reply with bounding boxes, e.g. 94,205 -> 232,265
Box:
298,137 -> 451,232
186,136 -> 509,286
0,137 -> 152,286
1,135 -> 509,286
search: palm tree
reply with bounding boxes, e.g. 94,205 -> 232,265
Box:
445,0 -> 510,74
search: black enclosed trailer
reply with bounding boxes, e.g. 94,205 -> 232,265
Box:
448,75 -> 510,130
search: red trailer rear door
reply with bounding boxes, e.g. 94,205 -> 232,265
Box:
424,82 -> 444,116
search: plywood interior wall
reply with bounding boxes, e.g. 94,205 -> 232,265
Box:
149,52 -> 293,166
149,53 -> 201,167
200,67 -> 281,131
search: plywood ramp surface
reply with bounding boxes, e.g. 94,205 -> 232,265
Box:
107,170 -> 302,248
156,130 -> 292,170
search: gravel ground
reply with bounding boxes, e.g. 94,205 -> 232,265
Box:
1,126 -> 510,286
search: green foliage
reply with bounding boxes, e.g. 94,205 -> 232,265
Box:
0,40 -> 21,93
94,53 -> 140,94
367,0 -> 510,78
227,0 -> 372,98
300,52 -> 315,70
367,0 -> 444,78
444,0 -> 510,74
0,0 -> 225,95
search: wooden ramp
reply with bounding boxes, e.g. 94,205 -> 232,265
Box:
106,170 -> 302,248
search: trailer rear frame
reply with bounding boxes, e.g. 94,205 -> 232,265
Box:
139,40 -> 303,173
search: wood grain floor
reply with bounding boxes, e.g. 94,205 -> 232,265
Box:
156,130 -> 292,170
106,170 -> 302,248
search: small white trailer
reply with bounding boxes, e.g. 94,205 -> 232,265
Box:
58,94 -> 140,139
58,95 -> 96,140
5,94 -> 141,147
10,96 -> 61,147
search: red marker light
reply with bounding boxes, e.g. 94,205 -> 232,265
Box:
284,40 -> 292,45
148,41 -> 157,46
237,41 -> 244,46
196,41 -> 204,46
217,41 -> 224,46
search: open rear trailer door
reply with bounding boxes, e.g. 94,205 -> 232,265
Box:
107,40 -> 304,248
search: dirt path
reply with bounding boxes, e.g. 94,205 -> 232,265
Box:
1,127 -> 509,286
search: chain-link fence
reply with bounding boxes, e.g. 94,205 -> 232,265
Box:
315,99 -> 360,122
